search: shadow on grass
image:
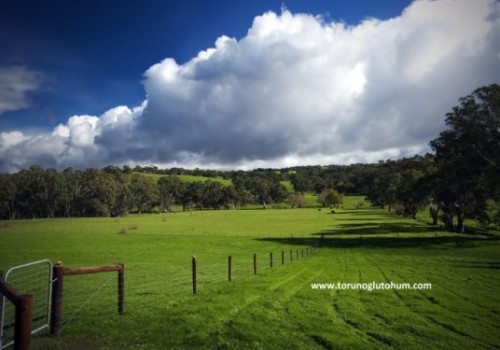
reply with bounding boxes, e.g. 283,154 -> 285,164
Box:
255,235 -> 500,249
318,222 -> 437,235
262,208 -> 500,249
453,261 -> 500,269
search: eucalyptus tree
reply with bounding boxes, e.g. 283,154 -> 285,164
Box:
157,176 -> 182,212
430,84 -> 500,232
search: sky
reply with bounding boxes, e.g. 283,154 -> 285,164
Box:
0,0 -> 499,172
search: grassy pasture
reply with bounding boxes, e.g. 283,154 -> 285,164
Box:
136,172 -> 232,186
1,198 -> 499,349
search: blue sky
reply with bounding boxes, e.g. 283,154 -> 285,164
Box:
1,0 -> 499,171
0,0 -> 410,130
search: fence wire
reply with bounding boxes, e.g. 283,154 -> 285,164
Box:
12,245 -> 316,339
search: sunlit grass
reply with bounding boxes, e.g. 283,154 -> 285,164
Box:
1,198 -> 499,349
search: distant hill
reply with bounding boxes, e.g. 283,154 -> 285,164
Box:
135,172 -> 232,186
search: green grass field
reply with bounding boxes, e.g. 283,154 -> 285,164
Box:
136,172 -> 232,186
1,198 -> 499,349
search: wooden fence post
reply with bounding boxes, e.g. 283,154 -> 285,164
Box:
118,263 -> 124,315
270,252 -> 273,268
50,262 -> 64,336
0,270 -> 3,326
281,251 -> 285,265
14,294 -> 33,350
192,256 -> 197,295
0,276 -> 33,350
228,256 -> 232,282
253,253 -> 257,275
290,250 -> 293,262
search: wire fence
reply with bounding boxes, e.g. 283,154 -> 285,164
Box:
46,245 -> 316,334
59,272 -> 118,332
0,244 -> 317,343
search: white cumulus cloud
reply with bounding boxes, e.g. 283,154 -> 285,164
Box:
1,0 -> 499,171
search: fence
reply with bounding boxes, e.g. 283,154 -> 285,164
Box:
191,246 -> 315,294
50,262 -> 124,336
1,259 -> 53,350
1,245 -> 316,346
0,276 -> 32,350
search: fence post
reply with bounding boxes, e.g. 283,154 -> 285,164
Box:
0,270 -> 3,328
270,252 -> 273,268
228,256 -> 232,282
290,250 -> 293,262
253,253 -> 257,275
14,294 -> 33,350
50,262 -> 64,336
192,256 -> 197,294
281,251 -> 285,265
118,263 -> 124,315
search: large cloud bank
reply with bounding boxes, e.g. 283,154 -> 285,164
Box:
1,0 -> 499,171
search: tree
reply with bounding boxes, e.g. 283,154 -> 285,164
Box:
130,174 -> 158,213
222,185 -> 239,209
289,192 -> 306,208
0,173 -> 17,219
158,176 -> 181,212
318,188 -> 343,208
43,169 -> 63,218
365,161 -> 402,211
429,84 -> 500,232
78,169 -> 118,217
201,180 -> 225,209
290,172 -> 313,193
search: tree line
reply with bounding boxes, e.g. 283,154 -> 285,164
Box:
0,167 -> 289,219
0,84 -> 498,232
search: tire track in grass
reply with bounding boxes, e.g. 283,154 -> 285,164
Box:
208,254 -> 323,341
376,253 -> 500,345
381,254 -> 497,315
329,249 -> 393,349
380,258 -> 500,348
360,250 -> 496,349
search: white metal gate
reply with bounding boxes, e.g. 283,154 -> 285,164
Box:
0,259 -> 53,349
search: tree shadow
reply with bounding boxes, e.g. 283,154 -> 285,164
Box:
316,222 -> 438,235
263,208 -> 500,249
255,235 -> 500,249
452,261 -> 500,269
333,209 -> 381,215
